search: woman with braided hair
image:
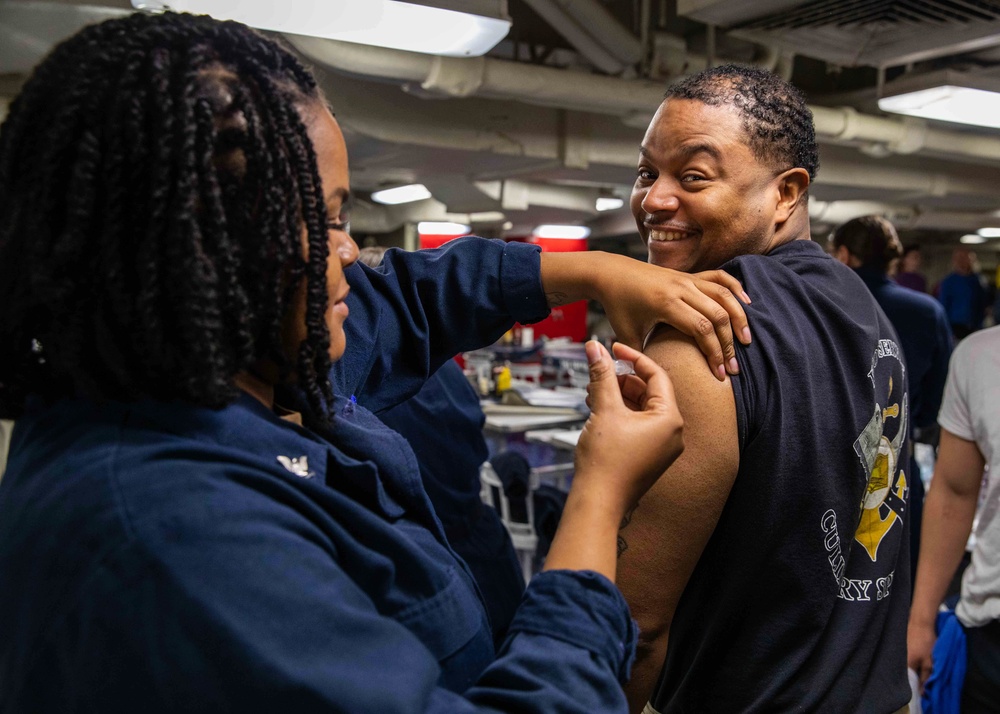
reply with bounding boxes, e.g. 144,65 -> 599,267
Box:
0,11 -> 751,712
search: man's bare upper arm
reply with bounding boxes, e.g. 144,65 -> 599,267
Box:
934,428 -> 986,500
616,328 -> 741,642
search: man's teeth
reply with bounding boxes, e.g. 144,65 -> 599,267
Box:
649,230 -> 686,242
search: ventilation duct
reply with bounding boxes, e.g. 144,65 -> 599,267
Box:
677,0 -> 1000,67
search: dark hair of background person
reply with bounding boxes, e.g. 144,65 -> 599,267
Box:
0,12 -> 337,420
357,245 -> 388,269
664,64 -> 819,184
902,244 -> 921,259
831,215 -> 905,273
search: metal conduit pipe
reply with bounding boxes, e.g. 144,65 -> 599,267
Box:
817,160 -> 976,198
475,59 -> 665,114
921,129 -> 1000,162
552,0 -> 644,66
523,0 -> 643,66
290,34 -> 666,115
520,0 -> 637,74
904,211 -> 1000,231
808,199 -> 1000,233
808,199 -> 918,227
332,85 -> 1000,203
288,36 -> 1000,166
811,106 -> 925,150
292,36 -> 434,83
484,180 -> 602,212
813,105 -> 1000,161
666,47 -> 791,80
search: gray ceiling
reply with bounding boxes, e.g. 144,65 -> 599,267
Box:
4,0 -> 1000,263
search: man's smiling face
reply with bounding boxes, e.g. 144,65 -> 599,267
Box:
631,98 -> 787,273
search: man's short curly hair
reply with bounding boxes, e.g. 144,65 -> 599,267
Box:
665,64 -> 819,181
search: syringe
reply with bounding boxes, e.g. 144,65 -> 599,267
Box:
613,359 -> 636,376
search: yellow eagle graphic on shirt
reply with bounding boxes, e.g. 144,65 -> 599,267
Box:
852,374 -> 908,562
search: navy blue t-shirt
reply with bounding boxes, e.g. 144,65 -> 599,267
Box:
650,240 -> 911,714
854,267 -> 951,431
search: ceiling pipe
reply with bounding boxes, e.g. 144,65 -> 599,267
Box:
520,0 -> 639,74
474,179 -> 601,212
335,104 -> 1000,204
289,34 -> 667,115
288,35 -> 1000,167
815,155 -> 1000,198
589,198 -> 1000,241
323,72 -> 1000,200
808,199 -> 1000,233
808,199 -> 918,228
812,105 -> 1000,163
522,0 -> 643,73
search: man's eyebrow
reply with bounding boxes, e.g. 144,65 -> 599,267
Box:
676,142 -> 722,162
638,143 -> 722,162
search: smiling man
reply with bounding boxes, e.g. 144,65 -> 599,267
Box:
617,65 -> 912,714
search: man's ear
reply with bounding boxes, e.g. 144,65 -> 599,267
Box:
773,168 -> 810,225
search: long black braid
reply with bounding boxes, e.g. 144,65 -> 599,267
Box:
0,11 -> 337,420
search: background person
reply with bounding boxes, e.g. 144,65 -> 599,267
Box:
895,245 -> 928,294
831,215 -> 953,585
938,247 -> 988,340
908,325 -> 1000,712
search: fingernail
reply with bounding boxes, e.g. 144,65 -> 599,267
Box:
585,340 -> 602,365
741,327 -> 752,344
741,291 -> 752,304
716,364 -> 726,381
728,357 -> 739,375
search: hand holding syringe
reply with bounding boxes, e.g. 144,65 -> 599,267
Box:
546,341 -> 683,579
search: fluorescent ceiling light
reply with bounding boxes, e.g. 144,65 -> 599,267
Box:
878,70 -> 1000,129
977,227 -> 1000,238
417,221 -> 470,235
371,184 -> 432,205
534,225 -> 591,239
960,234 -> 987,244
133,0 -> 511,57
468,211 -> 506,223
596,197 -> 624,212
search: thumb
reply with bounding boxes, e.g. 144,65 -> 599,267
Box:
586,340 -> 621,412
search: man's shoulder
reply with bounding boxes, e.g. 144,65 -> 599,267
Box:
724,239 -> 842,285
882,280 -> 948,317
953,325 -> 1000,363
940,271 -> 967,288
